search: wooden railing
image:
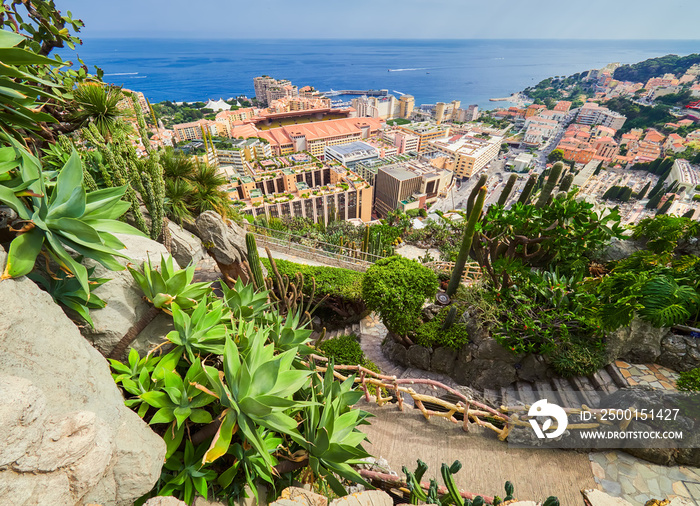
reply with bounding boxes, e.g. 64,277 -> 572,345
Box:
425,261 -> 482,284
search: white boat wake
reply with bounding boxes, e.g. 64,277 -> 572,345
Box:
387,68 -> 427,72
103,72 -> 139,76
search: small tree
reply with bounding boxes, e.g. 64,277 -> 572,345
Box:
547,149 -> 564,164
362,256 -> 438,340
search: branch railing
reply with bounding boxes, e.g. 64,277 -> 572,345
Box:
426,260 -> 482,284
306,353 -> 639,439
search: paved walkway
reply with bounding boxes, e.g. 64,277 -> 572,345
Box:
357,313 -> 700,506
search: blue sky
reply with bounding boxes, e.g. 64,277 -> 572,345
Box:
59,0 -> 700,39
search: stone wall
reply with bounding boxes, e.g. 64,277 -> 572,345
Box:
381,313 -> 700,391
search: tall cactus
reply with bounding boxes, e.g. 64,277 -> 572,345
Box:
558,173 -> 574,193
535,161 -> 564,209
467,174 -> 488,214
447,185 -> 487,296
517,174 -> 537,205
498,174 -> 518,206
441,306 -> 458,330
245,233 -> 265,290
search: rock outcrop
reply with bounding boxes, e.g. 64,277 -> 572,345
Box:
168,221 -> 206,268
0,248 -> 166,505
195,211 -> 251,286
80,233 -> 175,356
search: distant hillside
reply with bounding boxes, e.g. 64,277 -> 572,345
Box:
613,53 -> 700,82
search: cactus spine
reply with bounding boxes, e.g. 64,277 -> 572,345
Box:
447,186 -> 487,296
245,233 -> 265,290
441,306 -> 458,330
518,174 -> 537,205
535,161 -> 564,209
498,174 -> 518,206
467,174 -> 488,214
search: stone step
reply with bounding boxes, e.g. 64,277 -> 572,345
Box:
592,368 -> 617,395
550,377 -> 583,408
570,376 -> 601,408
605,363 -> 628,389
515,381 -> 537,407
482,388 -> 500,407
533,379 -> 560,405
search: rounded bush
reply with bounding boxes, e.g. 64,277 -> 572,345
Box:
362,256 -> 438,336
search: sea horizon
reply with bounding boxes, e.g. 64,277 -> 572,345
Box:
60,38 -> 700,108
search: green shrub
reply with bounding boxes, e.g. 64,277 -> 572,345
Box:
414,307 -> 469,350
362,256 -> 438,336
318,334 -> 385,396
549,340 -> 607,377
261,258 -> 363,301
677,367 -> 700,391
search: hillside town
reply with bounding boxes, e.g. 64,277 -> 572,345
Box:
123,64 -> 700,227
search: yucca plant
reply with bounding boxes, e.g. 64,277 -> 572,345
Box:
28,265 -> 108,327
128,255 -> 212,310
0,144 -> 146,295
71,83 -> 126,141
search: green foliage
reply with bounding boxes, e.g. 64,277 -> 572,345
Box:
498,174 -> 517,206
633,215 -> 700,253
677,368 -> 700,392
362,256 -> 438,336
414,307 -> 469,350
637,277 -> 700,328
0,144 -> 145,295
547,149 -> 564,164
128,255 -> 212,309
535,162 -> 563,208
613,53 -> 700,83
604,98 -> 674,134
72,83 -> 126,139
261,257 -> 363,302
550,340 -> 607,378
166,297 -> 229,362
159,441 -> 218,505
28,265 -> 108,327
517,174 -> 537,205
318,334 -> 365,365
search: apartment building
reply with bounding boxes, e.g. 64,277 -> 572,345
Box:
230,163 -> 373,224
214,139 -> 273,172
352,94 -> 398,120
253,76 -> 298,106
373,160 -> 453,217
398,95 -> 415,119
428,131 -> 503,178
396,122 -> 450,152
381,129 -> 420,154
173,119 -> 219,142
576,102 -> 627,130
455,104 -> 479,122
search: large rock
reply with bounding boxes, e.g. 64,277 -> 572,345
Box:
606,317 -> 669,364
658,333 -> 700,372
0,248 -> 166,505
168,221 -> 206,268
196,211 -> 251,285
596,237 -> 645,263
581,489 -> 634,506
80,233 -> 175,356
330,490 -> 393,506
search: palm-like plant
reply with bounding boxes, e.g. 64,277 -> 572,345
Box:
161,148 -> 196,182
190,162 -> 231,218
165,178 -> 195,225
72,83 -> 126,140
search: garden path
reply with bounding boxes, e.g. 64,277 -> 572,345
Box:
357,313 -> 700,506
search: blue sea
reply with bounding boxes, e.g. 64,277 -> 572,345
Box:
60,39 -> 700,108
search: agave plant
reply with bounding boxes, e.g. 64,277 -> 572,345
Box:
159,441 -> 218,505
193,334 -> 312,476
141,359 -> 216,458
166,297 -> 229,362
0,143 -> 146,295
109,348 -> 162,418
221,277 -> 271,322
28,265 -> 108,327
128,255 -> 212,309
71,83 -> 126,140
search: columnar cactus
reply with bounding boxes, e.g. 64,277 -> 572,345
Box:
558,173 -> 574,193
535,161 -> 564,209
467,174 -> 488,214
498,174 -> 518,206
517,174 -> 537,205
447,186 -> 487,296
245,233 -> 265,290
441,306 -> 458,330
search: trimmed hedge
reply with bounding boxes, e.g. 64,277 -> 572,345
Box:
261,257 -> 363,301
